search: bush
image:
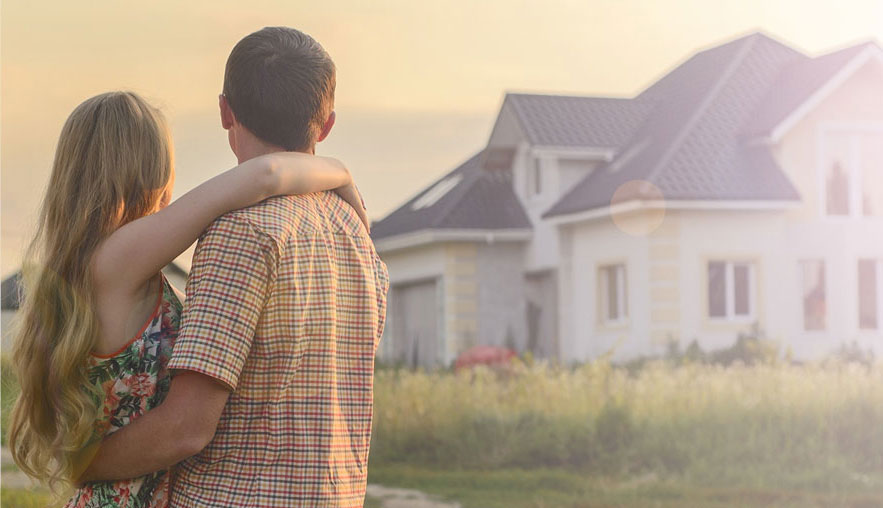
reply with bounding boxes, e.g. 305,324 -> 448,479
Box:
708,325 -> 778,366
827,341 -> 875,368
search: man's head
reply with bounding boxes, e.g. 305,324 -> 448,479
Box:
220,27 -> 336,159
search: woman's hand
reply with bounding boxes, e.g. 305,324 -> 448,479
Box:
334,182 -> 370,232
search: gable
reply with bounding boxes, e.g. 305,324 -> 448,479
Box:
487,99 -> 527,149
748,43 -> 883,142
774,54 -> 883,220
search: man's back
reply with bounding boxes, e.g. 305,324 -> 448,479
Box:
168,191 -> 389,507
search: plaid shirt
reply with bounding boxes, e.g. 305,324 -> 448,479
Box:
167,192 -> 389,508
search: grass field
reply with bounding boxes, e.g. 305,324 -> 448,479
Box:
3,356 -> 883,507
367,358 -> 883,506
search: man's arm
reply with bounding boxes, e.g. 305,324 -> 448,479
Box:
80,213 -> 274,483
79,372 -> 229,482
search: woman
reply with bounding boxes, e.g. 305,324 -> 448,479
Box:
7,91 -> 369,507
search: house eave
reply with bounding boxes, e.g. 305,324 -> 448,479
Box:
374,228 -> 533,254
545,199 -> 801,226
529,145 -> 616,160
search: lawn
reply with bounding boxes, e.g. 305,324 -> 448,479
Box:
368,465 -> 883,508
0,488 -> 52,508
4,355 -> 883,507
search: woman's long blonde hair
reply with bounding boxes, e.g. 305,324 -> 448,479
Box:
8,91 -> 173,486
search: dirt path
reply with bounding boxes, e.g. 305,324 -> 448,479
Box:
367,484 -> 461,508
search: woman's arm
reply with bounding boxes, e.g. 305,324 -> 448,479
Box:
92,152 -> 359,293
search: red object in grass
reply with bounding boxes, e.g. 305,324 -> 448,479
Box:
454,345 -> 517,371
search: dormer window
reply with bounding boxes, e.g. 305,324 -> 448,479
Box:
411,174 -> 463,210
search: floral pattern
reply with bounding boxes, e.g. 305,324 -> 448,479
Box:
64,276 -> 182,508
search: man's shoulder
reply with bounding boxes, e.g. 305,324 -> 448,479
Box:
216,192 -> 367,241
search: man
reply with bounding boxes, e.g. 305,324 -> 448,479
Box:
82,27 -> 389,507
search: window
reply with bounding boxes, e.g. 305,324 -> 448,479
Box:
860,131 -> 883,216
411,174 -> 463,210
599,264 -> 627,324
859,259 -> 881,330
707,261 -> 755,320
822,129 -> 883,217
530,157 -> 542,197
801,260 -> 826,331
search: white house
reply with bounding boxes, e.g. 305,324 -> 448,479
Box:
371,32 -> 883,367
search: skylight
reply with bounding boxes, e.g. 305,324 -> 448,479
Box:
411,174 -> 463,210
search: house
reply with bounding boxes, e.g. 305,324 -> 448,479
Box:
371,32 -> 883,367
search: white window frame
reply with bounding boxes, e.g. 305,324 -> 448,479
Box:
530,157 -> 543,198
707,261 -> 756,322
599,263 -> 628,325
817,123 -> 883,220
858,258 -> 883,331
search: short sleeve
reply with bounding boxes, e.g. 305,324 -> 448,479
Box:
168,215 -> 277,390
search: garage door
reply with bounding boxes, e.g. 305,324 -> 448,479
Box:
388,279 -> 441,369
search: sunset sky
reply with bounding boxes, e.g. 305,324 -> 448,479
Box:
2,0 -> 882,276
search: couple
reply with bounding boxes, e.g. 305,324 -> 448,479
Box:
9,26 -> 389,507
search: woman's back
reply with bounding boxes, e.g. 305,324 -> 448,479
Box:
65,275 -> 182,508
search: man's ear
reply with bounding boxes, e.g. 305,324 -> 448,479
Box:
317,111 -> 336,143
219,94 -> 235,130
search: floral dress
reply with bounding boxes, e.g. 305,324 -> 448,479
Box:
65,275 -> 182,508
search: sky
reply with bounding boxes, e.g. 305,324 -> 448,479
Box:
2,0 -> 882,277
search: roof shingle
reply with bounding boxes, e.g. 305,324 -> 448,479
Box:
545,33 -> 827,217
507,94 -> 654,148
371,151 -> 533,241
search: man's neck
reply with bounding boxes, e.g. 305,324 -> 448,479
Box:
234,134 -> 314,163
236,142 -> 281,164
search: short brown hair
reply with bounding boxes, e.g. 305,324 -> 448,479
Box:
223,27 -> 336,151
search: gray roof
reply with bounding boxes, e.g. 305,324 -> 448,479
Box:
374,32 -> 878,235
371,151 -> 533,241
545,33 -> 873,217
506,94 -> 654,148
1,262 -> 189,311
1,272 -> 21,310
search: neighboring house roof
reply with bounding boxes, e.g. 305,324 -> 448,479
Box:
0,263 -> 190,311
506,93 -> 654,148
1,272 -> 21,310
371,151 -> 533,241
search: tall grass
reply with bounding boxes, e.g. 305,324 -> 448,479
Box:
2,355 -> 19,446
371,360 -> 883,489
